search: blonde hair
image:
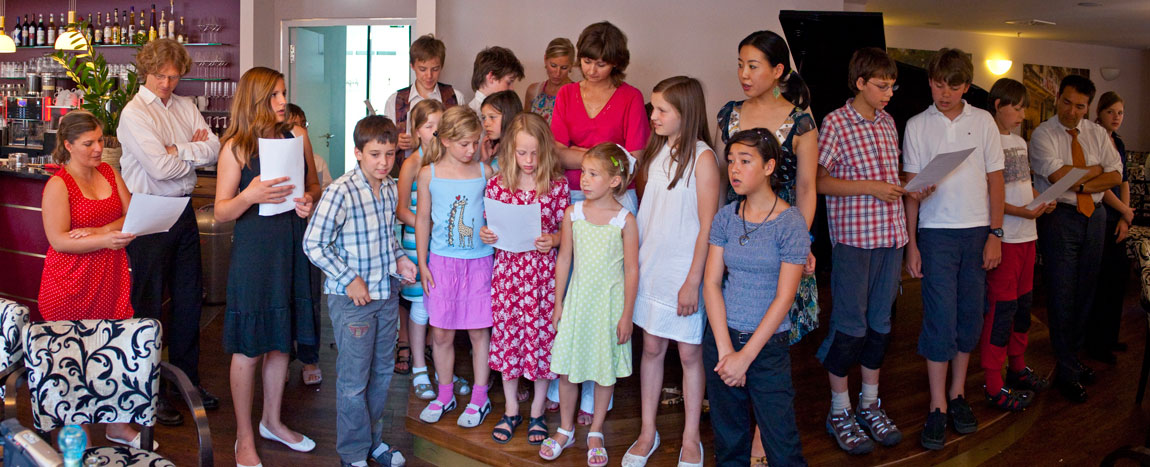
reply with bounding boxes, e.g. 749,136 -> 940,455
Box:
424,106 -> 481,166
409,99 -> 445,154
53,111 -> 103,164
221,67 -> 292,168
544,37 -> 575,60
136,38 -> 192,77
498,113 -> 563,197
584,142 -> 631,196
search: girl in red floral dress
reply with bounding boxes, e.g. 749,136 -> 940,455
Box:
479,113 -> 569,445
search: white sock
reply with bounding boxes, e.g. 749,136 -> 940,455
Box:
860,383 -> 879,408
831,390 -> 851,412
411,366 -> 429,385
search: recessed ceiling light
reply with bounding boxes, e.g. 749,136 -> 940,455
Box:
1077,2 -> 1103,6
1005,18 -> 1057,26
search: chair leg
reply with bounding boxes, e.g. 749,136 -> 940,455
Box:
1138,323 -> 1150,405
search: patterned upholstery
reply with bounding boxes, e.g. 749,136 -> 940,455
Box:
0,299 -> 30,399
83,446 -> 175,467
23,319 -> 162,432
1137,239 -> 1150,311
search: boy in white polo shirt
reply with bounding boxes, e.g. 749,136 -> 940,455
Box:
902,48 -> 1004,451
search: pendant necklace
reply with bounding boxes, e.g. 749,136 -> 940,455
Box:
739,195 -> 779,246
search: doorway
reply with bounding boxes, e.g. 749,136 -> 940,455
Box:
285,20 -> 414,176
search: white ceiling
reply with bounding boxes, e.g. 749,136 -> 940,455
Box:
861,0 -> 1150,50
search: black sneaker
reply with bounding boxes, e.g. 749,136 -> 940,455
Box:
985,386 -> 1034,412
920,408 -> 946,451
1005,367 -> 1050,392
1076,362 -> 1097,386
947,396 -> 977,434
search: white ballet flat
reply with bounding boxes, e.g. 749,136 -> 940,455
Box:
677,441 -> 704,467
258,423 -> 316,452
621,431 -> 660,467
106,432 -> 159,451
235,441 -> 263,467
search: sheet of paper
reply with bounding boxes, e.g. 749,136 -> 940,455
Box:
121,194 -> 190,235
904,147 -> 976,192
484,198 -> 542,253
1025,168 -> 1089,210
258,137 -> 305,216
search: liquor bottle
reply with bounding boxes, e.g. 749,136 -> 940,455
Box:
103,13 -> 112,45
168,1 -> 176,42
22,15 -> 30,47
176,16 -> 185,44
93,12 -> 102,45
46,14 -> 56,45
120,12 -> 128,44
36,14 -> 45,46
148,5 -> 157,41
127,7 -> 135,40
12,16 -> 20,47
158,11 -> 166,39
58,13 -> 66,41
85,14 -> 94,44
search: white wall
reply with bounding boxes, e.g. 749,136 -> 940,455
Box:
885,25 -> 1150,150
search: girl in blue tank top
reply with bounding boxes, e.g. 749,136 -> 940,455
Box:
414,106 -> 497,428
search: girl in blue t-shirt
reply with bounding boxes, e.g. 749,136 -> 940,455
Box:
702,128 -> 810,466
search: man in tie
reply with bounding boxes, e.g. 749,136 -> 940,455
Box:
1028,74 -> 1122,403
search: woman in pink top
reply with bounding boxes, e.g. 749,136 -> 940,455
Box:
550,21 -> 650,213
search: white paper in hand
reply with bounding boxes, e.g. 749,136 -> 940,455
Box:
484,198 -> 542,253
904,147 -> 976,192
1026,168 -> 1089,210
121,194 -> 190,235
258,137 -> 305,216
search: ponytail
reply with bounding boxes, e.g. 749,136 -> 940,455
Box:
779,70 -> 810,110
424,106 -> 482,166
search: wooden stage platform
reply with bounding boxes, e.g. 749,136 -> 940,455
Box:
405,278 -> 1064,466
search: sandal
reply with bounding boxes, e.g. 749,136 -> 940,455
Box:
587,431 -> 608,467
539,426 -> 575,461
491,414 -> 522,444
454,375 -> 472,396
577,409 -> 593,426
394,344 -> 412,375
518,387 -> 530,403
527,416 -> 549,445
545,399 -> 560,413
751,455 -> 769,467
660,387 -> 683,406
301,365 -> 323,386
411,367 -> 435,400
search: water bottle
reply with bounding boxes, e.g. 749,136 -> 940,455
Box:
58,424 -> 87,467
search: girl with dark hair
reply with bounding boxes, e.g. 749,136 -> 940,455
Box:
480,90 -> 524,167
703,129 -> 808,466
717,31 -> 819,465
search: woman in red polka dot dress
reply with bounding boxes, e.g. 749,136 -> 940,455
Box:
38,111 -> 136,321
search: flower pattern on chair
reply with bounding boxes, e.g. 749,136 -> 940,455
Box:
83,446 -> 174,467
0,299 -> 30,399
24,319 -> 162,432
1136,238 -> 1150,311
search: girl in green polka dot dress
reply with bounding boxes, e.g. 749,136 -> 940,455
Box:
540,143 -> 638,466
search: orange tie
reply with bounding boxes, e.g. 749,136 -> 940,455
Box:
1067,129 -> 1094,218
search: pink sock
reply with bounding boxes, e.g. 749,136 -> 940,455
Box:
465,385 -> 489,414
1008,355 -> 1026,373
435,383 -> 453,406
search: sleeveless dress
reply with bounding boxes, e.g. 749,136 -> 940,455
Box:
529,80 -> 559,124
37,163 -> 133,321
487,177 -> 569,381
425,163 -> 494,330
400,147 -> 425,309
223,131 -> 318,357
718,101 -> 819,344
632,141 -> 713,344
549,202 -> 632,386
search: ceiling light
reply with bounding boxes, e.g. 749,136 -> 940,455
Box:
986,59 -> 1013,76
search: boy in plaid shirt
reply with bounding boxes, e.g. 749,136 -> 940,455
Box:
814,47 -> 908,455
303,115 -> 417,467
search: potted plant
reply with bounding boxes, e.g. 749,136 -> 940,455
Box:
49,20 -> 145,168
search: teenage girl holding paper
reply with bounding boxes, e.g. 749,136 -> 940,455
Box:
214,66 -> 322,467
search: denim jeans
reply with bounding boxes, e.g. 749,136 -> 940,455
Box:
328,281 -> 400,464
704,326 -> 806,466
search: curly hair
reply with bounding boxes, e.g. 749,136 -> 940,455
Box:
135,38 -> 192,77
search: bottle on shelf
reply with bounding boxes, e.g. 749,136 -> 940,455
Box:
128,7 -> 135,41
168,0 -> 176,42
121,11 -> 128,44
22,14 -> 30,47
46,14 -> 56,46
106,10 -> 115,45
148,4 -> 157,41
12,16 -> 21,47
85,14 -> 95,45
94,12 -> 103,45
36,14 -> 45,46
138,16 -> 145,44
176,16 -> 185,44
158,11 -> 166,40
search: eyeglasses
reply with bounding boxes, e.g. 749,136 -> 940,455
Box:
868,81 -> 899,93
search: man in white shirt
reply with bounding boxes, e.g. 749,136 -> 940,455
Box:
1028,74 -> 1122,403
117,39 -> 221,424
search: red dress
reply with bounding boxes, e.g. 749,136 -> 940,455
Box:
486,177 -> 569,380
37,163 -> 134,321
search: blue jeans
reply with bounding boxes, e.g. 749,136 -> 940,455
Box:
704,326 -> 806,466
817,244 -> 903,376
328,282 -> 400,464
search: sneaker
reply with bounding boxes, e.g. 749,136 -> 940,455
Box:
985,386 -> 1034,412
419,397 -> 457,423
947,396 -> 977,434
856,399 -> 902,447
825,408 -> 874,455
920,409 -> 946,451
1006,366 -> 1050,392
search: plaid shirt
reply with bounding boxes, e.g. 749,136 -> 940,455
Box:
817,100 -> 909,249
303,165 -> 405,300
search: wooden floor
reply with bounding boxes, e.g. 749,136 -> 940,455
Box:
5,273 -> 1149,466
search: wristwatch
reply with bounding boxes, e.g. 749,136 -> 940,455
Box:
1078,183 -> 1086,193
990,228 -> 1004,238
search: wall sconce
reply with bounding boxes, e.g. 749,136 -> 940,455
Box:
1100,67 -> 1121,81
986,59 -> 1013,76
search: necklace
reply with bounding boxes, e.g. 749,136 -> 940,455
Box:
739,195 -> 779,246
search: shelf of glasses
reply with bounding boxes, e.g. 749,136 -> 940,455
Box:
11,43 -> 230,49
181,77 -> 227,81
